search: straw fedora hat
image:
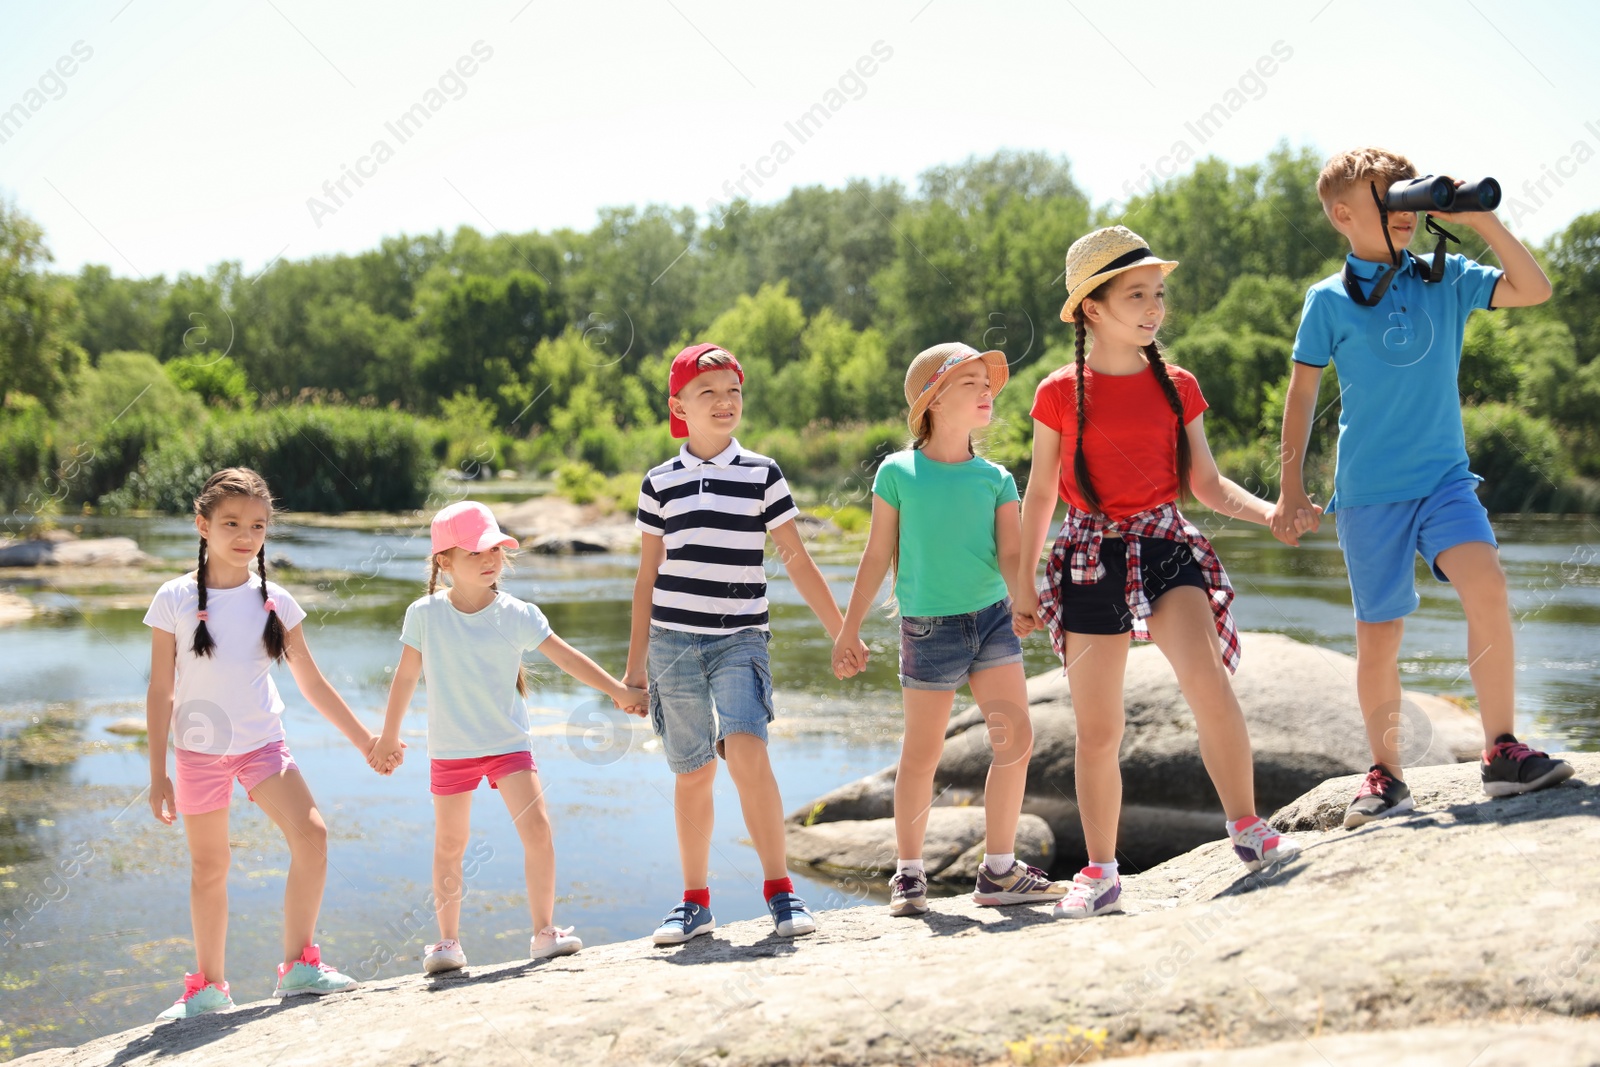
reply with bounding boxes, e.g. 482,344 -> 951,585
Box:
904,342 -> 1009,433
1059,226 -> 1179,322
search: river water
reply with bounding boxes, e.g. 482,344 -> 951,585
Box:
1,509 -> 1596,1059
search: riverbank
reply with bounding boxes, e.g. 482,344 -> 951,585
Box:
17,755 -> 1598,1066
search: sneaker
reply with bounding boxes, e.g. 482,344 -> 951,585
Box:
423,938 -> 467,975
1228,815 -> 1301,872
888,869 -> 929,916
767,891 -> 817,937
1342,764 -> 1415,829
973,860 -> 1069,906
652,901 -> 716,945
1481,734 -> 1575,797
1052,866 -> 1122,920
272,944 -> 359,997
156,972 -> 233,1021
531,925 -> 583,959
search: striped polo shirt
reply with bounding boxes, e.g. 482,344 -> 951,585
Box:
635,439 -> 799,634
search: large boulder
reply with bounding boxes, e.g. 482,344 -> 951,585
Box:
0,535 -> 154,568
789,632 -> 1483,877
785,807 -> 1056,883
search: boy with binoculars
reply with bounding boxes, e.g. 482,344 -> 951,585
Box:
1272,146 -> 1573,829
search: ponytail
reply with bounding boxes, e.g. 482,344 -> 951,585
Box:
257,546 -> 288,663
191,540 -> 215,658
1144,342 -> 1192,502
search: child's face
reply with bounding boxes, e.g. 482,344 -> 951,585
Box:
438,545 -> 505,591
927,361 -> 994,432
1083,265 -> 1167,348
196,495 -> 271,568
670,368 -> 743,438
1327,178 -> 1417,259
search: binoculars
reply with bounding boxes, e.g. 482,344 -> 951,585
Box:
1384,174 -> 1501,213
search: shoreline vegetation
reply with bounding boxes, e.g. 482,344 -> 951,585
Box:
4,145 -> 1600,520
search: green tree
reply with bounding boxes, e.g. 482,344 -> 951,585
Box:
1,201 -> 85,412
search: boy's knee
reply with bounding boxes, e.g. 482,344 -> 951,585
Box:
1356,618 -> 1405,654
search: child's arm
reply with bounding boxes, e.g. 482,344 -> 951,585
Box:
146,628 -> 177,825
1014,420 -> 1063,636
770,519 -> 862,658
371,644 -> 421,773
537,634 -> 647,715
1186,413 -> 1310,529
284,625 -> 383,760
623,532 -> 665,692
1437,206 -> 1552,308
995,500 -> 1024,603
832,496 -> 899,678
1271,362 -> 1326,547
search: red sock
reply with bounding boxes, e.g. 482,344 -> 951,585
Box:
683,887 -> 710,908
762,877 -> 794,901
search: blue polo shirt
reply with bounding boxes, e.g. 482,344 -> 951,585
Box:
1292,251 -> 1502,510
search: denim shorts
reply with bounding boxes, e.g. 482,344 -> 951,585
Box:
898,598 -> 1025,691
1334,477 -> 1497,623
647,625 -> 775,774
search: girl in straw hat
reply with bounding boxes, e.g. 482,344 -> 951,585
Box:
1012,227 -> 1314,920
833,343 -> 1067,917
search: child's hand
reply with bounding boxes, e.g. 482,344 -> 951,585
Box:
150,774 -> 176,825
613,685 -> 649,718
1012,590 -> 1041,638
1269,489 -> 1319,546
367,733 -> 406,774
831,632 -> 866,679
1293,502 -> 1324,537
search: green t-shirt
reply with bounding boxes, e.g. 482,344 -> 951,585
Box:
872,449 -> 1019,617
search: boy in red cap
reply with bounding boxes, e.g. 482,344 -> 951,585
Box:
625,344 -> 866,943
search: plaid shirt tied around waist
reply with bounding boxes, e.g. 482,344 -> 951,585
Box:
1038,501 -> 1241,674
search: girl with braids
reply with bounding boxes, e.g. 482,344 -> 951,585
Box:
144,468 -> 380,1019
370,501 -> 644,974
832,343 -> 1066,917
1012,228 -> 1314,920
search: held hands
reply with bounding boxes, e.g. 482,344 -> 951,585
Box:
1012,589 -> 1042,638
150,774 -> 176,825
832,631 -> 869,679
613,683 -> 649,718
1269,489 -> 1324,547
365,732 -> 407,775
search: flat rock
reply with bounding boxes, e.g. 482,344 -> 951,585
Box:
0,592 -> 35,625
786,807 -> 1055,881
0,536 -> 154,568
525,524 -> 640,555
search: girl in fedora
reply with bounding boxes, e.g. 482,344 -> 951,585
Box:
1012,227 -> 1312,920
833,343 -> 1066,916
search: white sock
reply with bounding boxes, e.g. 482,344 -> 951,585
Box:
1086,860 -> 1118,880
982,852 -> 1014,874
897,858 -> 924,875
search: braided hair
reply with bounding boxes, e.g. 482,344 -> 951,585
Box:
428,550 -> 530,697
191,468 -> 288,663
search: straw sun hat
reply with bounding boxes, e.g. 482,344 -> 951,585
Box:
1059,226 -> 1179,322
904,342 -> 1009,433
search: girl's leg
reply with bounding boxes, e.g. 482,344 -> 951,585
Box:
895,689 -> 957,861
675,761 -> 717,891
250,770 -> 329,965
1063,631 -> 1131,865
1145,586 -> 1256,821
182,807 -> 232,983
966,662 -> 1034,855
430,791 -> 474,941
493,770 -> 556,931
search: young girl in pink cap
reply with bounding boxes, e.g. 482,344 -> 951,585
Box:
370,500 -> 644,974
144,468 -> 381,1020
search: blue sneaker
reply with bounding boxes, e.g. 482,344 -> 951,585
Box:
652,901 -> 716,945
156,973 -> 233,1021
272,944 -> 358,997
767,892 -> 817,937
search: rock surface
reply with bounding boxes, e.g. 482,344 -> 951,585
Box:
791,632 -> 1484,876
19,755 -> 1598,1067
0,536 -> 155,568
784,807 -> 1056,881
0,591 -> 35,625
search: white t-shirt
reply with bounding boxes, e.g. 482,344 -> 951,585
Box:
399,590 -> 553,760
143,573 -> 307,756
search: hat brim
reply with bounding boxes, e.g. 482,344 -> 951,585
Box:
434,529 -> 519,554
1060,257 -> 1179,322
906,350 -> 1010,433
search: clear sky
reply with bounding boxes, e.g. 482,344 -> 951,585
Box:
3,0 -> 1597,280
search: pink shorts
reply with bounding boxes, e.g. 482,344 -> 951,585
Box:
175,740 -> 298,815
429,751 -> 536,796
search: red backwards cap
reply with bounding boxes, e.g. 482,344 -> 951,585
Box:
668,343 -> 744,439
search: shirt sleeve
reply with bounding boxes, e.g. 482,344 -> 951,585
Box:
1177,369 -> 1210,425
1030,375 -> 1067,433
399,600 -> 424,651
1291,286 -> 1334,368
761,463 -> 800,530
521,600 -> 554,652
871,457 -> 900,508
995,465 -> 1020,507
1450,253 -> 1504,313
634,473 -> 665,535
265,583 -> 307,631
142,583 -> 176,632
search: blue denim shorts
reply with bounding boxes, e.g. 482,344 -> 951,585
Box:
1334,477 -> 1498,623
647,625 -> 775,774
898,598 -> 1025,691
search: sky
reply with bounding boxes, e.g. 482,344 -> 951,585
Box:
2,0 -> 1598,281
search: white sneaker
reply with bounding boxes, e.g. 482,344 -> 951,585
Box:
1051,867 -> 1122,920
423,938 -> 467,974
531,925 -> 583,959
1229,815 -> 1301,872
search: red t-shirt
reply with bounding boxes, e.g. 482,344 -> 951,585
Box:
1031,362 -> 1208,521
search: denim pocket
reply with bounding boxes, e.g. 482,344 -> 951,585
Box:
901,617 -> 935,640
647,679 -> 665,737
752,657 -> 776,723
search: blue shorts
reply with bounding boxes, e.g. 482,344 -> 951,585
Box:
898,598 -> 1025,691
647,625 -> 774,774
1334,477 -> 1497,623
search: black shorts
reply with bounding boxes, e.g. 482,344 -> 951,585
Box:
1054,536 -> 1209,635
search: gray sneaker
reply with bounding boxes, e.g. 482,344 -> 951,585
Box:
1481,735 -> 1574,797
1343,764 -> 1415,828
888,869 -> 929,916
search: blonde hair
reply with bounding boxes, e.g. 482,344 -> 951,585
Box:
428,548 -> 530,697
1317,147 -> 1418,217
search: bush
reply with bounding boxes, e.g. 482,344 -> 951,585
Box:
1462,403 -> 1572,513
0,400 -> 58,514
165,354 -> 256,409
553,461 -> 641,512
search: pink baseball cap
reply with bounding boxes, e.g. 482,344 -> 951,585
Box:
430,501 -> 518,554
